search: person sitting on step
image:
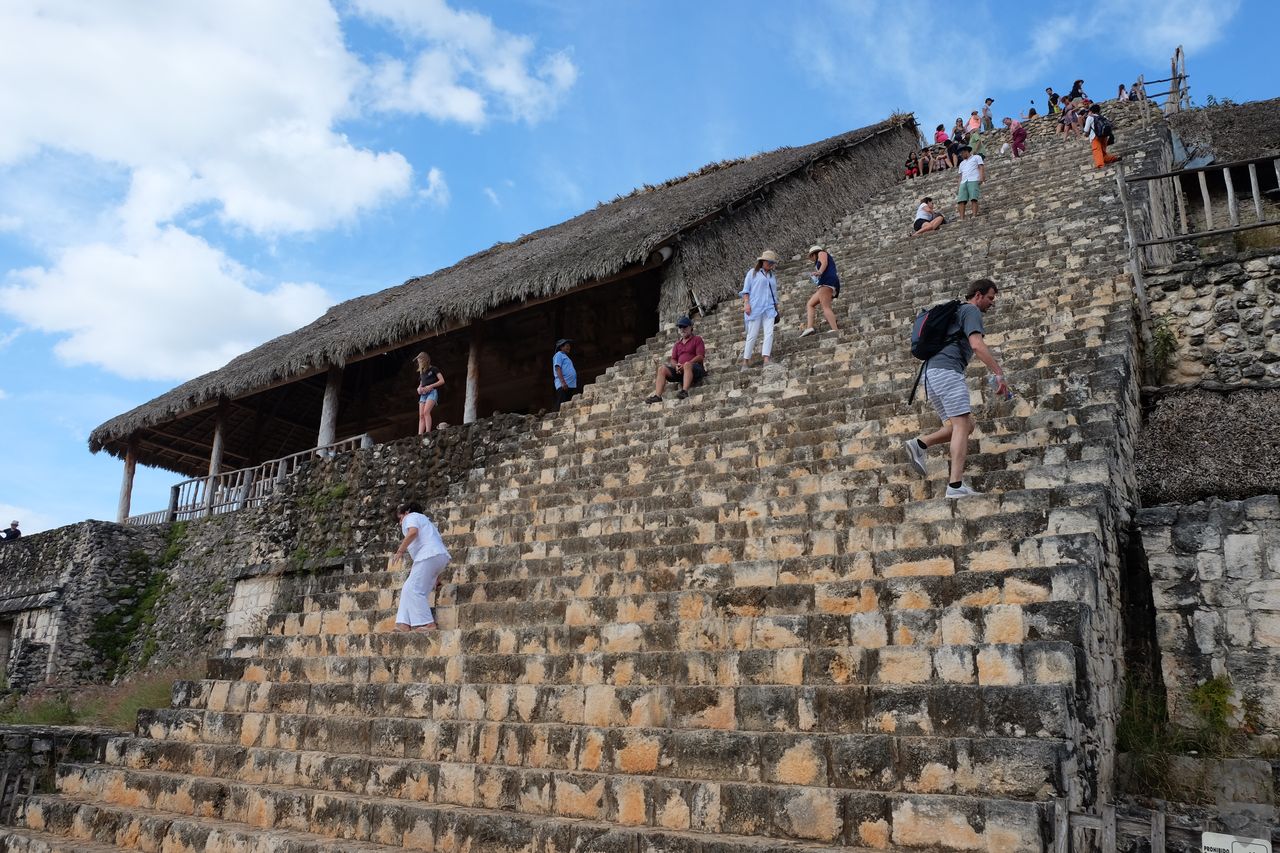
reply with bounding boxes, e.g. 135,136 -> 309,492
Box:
911,197 -> 946,237
645,315 -> 706,403
903,279 -> 1009,499
799,245 -> 840,337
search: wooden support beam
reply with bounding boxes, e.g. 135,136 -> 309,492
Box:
208,404 -> 227,478
1248,163 -> 1264,221
1052,799 -> 1069,853
1101,803 -> 1117,852
1150,804 -> 1166,853
116,441 -> 137,524
1224,167 -> 1239,227
464,332 -> 480,424
1197,171 -> 1213,230
1173,177 -> 1189,235
1137,217 -> 1280,247
317,365 -> 342,447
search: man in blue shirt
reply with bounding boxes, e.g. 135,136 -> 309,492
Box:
553,338 -> 579,410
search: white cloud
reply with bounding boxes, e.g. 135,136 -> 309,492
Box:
0,2 -> 579,382
419,167 -> 451,207
0,1 -> 413,236
482,187 -> 501,208
354,0 -> 578,125
0,388 -> 7,400
2,226 -> 331,381
1105,0 -> 1241,60
805,0 -> 1239,133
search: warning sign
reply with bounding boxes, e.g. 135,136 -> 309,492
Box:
1202,831 -> 1272,853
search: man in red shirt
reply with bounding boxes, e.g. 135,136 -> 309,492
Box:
645,315 -> 706,402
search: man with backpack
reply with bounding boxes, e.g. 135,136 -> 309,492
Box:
904,279 -> 1009,499
1084,103 -> 1120,169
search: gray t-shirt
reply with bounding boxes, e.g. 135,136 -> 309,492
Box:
927,302 -> 984,373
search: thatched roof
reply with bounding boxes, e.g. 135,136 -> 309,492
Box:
91,115 -> 917,459
1167,97 -> 1280,164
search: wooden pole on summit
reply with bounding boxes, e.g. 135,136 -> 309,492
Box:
317,365 -> 342,449
116,440 -> 137,524
1223,168 -> 1240,227
464,330 -> 480,425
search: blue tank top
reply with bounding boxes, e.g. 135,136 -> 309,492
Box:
815,253 -> 839,287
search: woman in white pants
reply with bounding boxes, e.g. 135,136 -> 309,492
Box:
392,501 -> 451,632
740,249 -> 780,369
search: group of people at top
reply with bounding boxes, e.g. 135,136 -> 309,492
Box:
907,77 -> 1127,239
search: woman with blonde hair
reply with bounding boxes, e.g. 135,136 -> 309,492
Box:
739,249 -> 780,368
799,245 -> 840,337
413,352 -> 445,435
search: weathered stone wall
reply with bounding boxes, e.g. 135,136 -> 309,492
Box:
0,725 -> 118,816
0,414 -> 533,687
0,523 -> 165,688
1137,496 -> 1280,735
1146,251 -> 1280,384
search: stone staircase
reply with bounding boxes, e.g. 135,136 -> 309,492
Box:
2,126 -> 1159,851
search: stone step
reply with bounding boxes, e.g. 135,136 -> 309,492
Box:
281,527 -> 1106,617
141,680 -> 1079,745
11,795 -> 403,852
0,827 -> 122,853
102,730 -> 1067,809
19,778 -> 1045,852
233,597 -> 1089,669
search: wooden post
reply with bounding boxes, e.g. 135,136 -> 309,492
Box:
1101,803 -> 1117,852
1173,176 -> 1189,234
166,484 -> 180,523
1223,167 -> 1239,227
116,440 -> 138,523
1197,171 -> 1213,230
1150,803 -> 1166,853
1053,799 -> 1069,853
204,406 -> 226,514
1248,163 -> 1264,221
1114,162 -> 1158,385
317,365 -> 342,448
464,332 -> 480,425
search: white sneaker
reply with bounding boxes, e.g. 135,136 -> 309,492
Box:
799,327 -> 816,338
903,440 -> 927,477
945,483 -> 982,499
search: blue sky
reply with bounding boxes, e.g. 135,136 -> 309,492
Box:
0,0 -> 1272,532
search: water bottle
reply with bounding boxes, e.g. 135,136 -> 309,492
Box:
809,274 -> 819,285
988,374 -> 1014,401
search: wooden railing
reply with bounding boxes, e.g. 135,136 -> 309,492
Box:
125,434 -> 371,526
1052,798 -> 1200,852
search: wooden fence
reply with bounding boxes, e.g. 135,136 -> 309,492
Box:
125,433 -> 371,526
1053,798 -> 1203,852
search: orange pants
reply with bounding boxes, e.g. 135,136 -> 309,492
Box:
1091,137 -> 1119,168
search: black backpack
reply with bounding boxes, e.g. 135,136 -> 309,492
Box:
1092,113 -> 1115,144
908,300 -> 963,401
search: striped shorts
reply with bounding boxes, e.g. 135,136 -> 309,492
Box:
924,368 -> 972,421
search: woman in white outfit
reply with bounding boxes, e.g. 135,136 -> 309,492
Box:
392,501 -> 451,632
739,250 -> 780,369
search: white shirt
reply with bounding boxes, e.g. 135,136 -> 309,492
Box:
915,203 -> 934,222
401,512 -> 449,561
958,155 -> 984,183
1083,114 -> 1098,140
